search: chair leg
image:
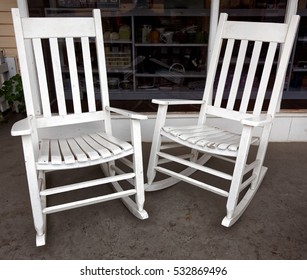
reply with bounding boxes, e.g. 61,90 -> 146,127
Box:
22,136 -> 46,246
146,104 -> 191,191
250,125 -> 271,190
222,126 -> 271,227
146,104 -> 168,187
222,126 -> 253,227
222,166 -> 267,227
38,171 -> 47,245
113,119 -> 148,220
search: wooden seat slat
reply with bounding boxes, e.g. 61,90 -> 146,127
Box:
74,136 -> 101,161
81,134 -> 112,158
38,139 -> 50,164
50,139 -> 62,165
58,139 -> 75,164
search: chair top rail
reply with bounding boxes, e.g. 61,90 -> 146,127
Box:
222,20 -> 288,43
19,16 -> 96,39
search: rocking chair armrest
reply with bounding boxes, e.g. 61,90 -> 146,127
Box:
152,99 -> 205,106
106,106 -> 148,120
11,117 -> 32,136
241,115 -> 273,127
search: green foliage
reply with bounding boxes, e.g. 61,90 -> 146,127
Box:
0,74 -> 25,113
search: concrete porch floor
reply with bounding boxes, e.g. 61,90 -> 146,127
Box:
0,112 -> 306,260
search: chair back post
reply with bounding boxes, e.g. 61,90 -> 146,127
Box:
198,13 -> 228,125
16,1 -> 42,115
268,15 -> 300,116
12,8 -> 36,116
93,9 -> 112,134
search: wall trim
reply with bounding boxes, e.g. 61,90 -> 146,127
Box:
110,111 -> 307,142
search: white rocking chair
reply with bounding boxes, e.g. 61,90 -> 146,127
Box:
146,13 -> 300,227
11,8 -> 148,246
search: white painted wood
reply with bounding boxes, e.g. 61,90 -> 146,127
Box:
225,125 -> 252,219
11,8 -> 36,115
253,42 -> 277,116
130,119 -> 146,211
207,0 -> 220,72
65,37 -> 82,114
40,173 -> 135,196
214,38 -> 235,107
37,139 -> 50,164
152,99 -> 205,106
239,41 -> 262,113
49,38 -> 67,116
74,136 -> 101,160
35,111 -> 106,128
276,0 -> 298,112
50,139 -> 62,164
21,18 -> 96,39
223,21 -> 288,42
81,37 -> 96,112
43,189 -> 137,215
146,104 -> 168,184
158,151 -> 232,180
109,181 -> 149,220
11,117 -> 31,136
66,138 -> 89,163
58,138 -> 75,164
155,166 -> 229,197
108,113 -> 306,143
107,106 -> 148,120
206,106 -> 252,122
32,39 -> 51,117
146,13 -> 300,228
17,0 -> 42,116
81,134 -> 112,158
95,132 -> 132,151
227,40 -> 248,110
21,135 -> 45,246
94,133 -> 123,155
200,13 -> 228,120
11,9 -> 148,246
17,0 -> 28,16
268,15 -> 301,116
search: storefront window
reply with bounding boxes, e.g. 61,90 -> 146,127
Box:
27,0 -> 307,111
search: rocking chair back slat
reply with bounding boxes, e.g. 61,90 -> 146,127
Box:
49,37 -> 67,116
253,42 -> 278,116
65,37 -> 82,114
214,38 -> 235,108
32,38 -> 51,117
239,41 -> 262,113
226,39 -> 248,111
81,37 -> 96,112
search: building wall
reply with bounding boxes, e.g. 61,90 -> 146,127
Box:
0,0 -> 18,58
